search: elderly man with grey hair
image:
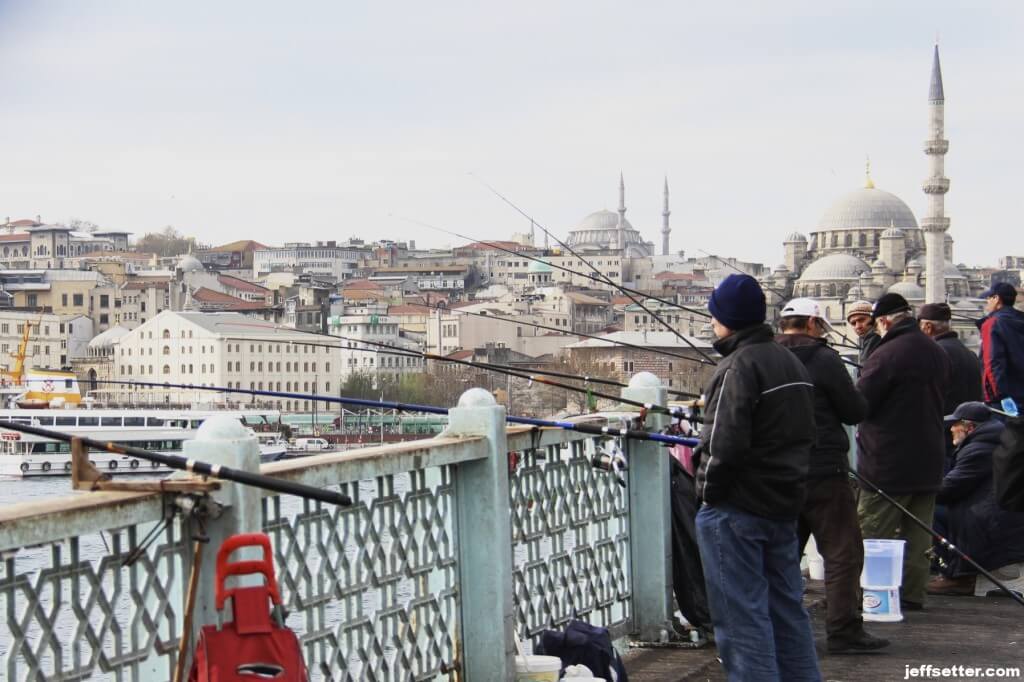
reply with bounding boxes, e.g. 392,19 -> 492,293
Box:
856,294 -> 951,611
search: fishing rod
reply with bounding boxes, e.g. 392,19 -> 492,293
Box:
0,420 -> 352,506
850,470 -> 1024,608
394,214 -> 709,319
471,174 -> 718,366
405,301 -> 713,366
96,380 -> 702,448
697,249 -> 791,303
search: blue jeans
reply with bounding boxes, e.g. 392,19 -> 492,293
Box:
697,503 -> 821,682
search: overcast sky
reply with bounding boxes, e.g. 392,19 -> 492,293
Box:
1,1 -> 1021,266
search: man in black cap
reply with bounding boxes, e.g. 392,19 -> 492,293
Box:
977,282 -> 1024,410
928,402 -> 1024,595
695,274 -> 821,680
856,293 -> 951,610
919,302 -> 982,465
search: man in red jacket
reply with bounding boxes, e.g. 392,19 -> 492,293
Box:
977,282 -> 1024,410
856,293 -> 951,611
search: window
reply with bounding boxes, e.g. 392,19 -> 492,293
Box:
99,314 -> 108,325
163,329 -> 171,339
61,293 -> 68,306
163,346 -> 170,355
99,295 -> 109,308
163,365 -> 170,374
27,294 -> 37,307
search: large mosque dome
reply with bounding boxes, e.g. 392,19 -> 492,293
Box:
816,186 -> 919,231
566,209 -> 650,253
797,253 -> 871,282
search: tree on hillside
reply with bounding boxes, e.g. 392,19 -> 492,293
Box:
67,218 -> 99,233
135,226 -> 196,257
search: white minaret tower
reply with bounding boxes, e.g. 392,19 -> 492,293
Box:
616,172 -> 627,251
661,176 -> 671,256
923,44 -> 950,303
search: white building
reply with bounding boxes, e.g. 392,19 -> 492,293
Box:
253,242 -> 367,281
112,311 -> 340,411
0,310 -> 93,371
328,314 -> 425,381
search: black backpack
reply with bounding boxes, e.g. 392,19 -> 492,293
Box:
993,415 -> 1024,512
536,620 -> 628,682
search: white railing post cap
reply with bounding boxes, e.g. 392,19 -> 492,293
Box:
628,371 -> 662,389
458,387 -> 497,407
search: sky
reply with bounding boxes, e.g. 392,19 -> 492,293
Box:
1,1 -> 1022,267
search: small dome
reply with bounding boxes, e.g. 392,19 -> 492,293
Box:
785,231 -> 807,243
817,186 -> 919,231
888,281 -> 925,299
872,259 -> 888,270
846,285 -> 864,300
906,255 -> 924,269
773,263 -> 790,274
88,325 -> 130,349
178,254 -> 203,273
798,253 -> 871,281
528,259 -> 552,274
881,226 -> 904,239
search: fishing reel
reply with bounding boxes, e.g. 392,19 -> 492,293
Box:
592,441 -> 628,487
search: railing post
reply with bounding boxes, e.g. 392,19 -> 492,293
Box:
182,416 -> 263,640
623,371 -> 675,642
447,387 -> 514,681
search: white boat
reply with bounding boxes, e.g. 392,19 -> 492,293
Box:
0,407 -> 287,478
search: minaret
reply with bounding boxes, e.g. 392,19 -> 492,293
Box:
661,176 -> 671,255
923,44 -> 950,303
617,172 -> 627,251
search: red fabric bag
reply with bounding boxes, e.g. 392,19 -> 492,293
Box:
189,533 -> 308,682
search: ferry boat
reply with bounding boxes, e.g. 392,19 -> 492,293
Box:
0,315 -> 83,409
0,407 -> 288,477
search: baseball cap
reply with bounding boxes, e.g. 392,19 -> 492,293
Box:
781,298 -> 822,318
918,302 -> 952,322
845,300 -> 873,322
980,281 -> 1018,304
943,401 -> 992,424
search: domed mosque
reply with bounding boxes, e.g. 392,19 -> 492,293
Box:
565,174 -> 656,257
764,47 -> 984,324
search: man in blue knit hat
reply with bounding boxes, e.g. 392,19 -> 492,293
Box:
695,274 -> 822,681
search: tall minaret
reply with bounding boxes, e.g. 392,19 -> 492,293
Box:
617,172 -> 627,251
923,44 -> 950,303
661,176 -> 671,255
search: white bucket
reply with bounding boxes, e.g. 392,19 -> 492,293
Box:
515,655 -> 561,682
860,539 -> 905,588
804,535 -> 825,580
862,586 -> 903,622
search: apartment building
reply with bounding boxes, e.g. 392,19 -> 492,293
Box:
0,310 -> 93,371
328,314 -> 425,381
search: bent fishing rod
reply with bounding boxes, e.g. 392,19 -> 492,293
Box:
394,214 -> 709,319
850,470 -> 1024,608
97,380 -> 701,448
471,173 -> 718,366
404,301 -> 713,366
0,420 -> 352,506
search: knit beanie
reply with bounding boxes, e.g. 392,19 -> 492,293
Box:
708,274 -> 766,330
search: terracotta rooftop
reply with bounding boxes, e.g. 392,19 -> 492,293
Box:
217,274 -> 269,294
341,279 -> 384,291
191,287 -> 267,310
0,233 -> 30,242
204,239 -> 268,253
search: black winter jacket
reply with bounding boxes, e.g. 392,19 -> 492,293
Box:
934,331 -> 982,415
937,419 -> 1024,576
856,318 -> 951,495
777,334 -> 868,478
695,324 -> 816,520
859,331 -> 882,365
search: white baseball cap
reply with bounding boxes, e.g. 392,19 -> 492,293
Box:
781,298 -> 822,318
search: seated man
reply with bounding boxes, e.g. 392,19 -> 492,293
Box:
928,402 -> 1024,595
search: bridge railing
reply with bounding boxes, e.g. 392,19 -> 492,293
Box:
0,374 -> 675,681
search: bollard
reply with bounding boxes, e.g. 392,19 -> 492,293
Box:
447,388 -> 515,681
181,416 -> 263,644
623,372 -> 676,642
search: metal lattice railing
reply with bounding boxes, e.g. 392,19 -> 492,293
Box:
0,517 -> 187,681
262,466 -> 459,681
509,434 -> 632,642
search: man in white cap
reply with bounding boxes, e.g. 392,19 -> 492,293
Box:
777,298 -> 889,653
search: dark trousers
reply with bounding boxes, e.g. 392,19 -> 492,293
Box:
797,476 -> 865,638
697,503 -> 821,682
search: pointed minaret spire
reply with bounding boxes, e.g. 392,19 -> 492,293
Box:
661,176 -> 671,256
929,42 -> 945,103
616,172 -> 627,251
865,155 -> 875,189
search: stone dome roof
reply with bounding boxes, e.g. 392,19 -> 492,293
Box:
577,209 -> 633,232
177,254 -> 203,273
888,281 -> 926,299
528,259 -> 552,274
785,231 -> 807,242
871,259 -> 888,270
88,325 -> 130,349
817,187 -> 919,231
798,253 -> 871,281
566,209 -> 649,254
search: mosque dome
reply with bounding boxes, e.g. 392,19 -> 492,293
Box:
527,259 -> 552,274
872,259 -> 888,270
888,281 -> 926,299
177,254 -> 203,273
785,232 -> 807,243
566,209 -> 649,254
88,325 -> 130,350
817,187 -> 919,231
797,253 -> 871,281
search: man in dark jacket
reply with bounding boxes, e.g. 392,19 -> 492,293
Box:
977,282 -> 1024,410
777,298 -> 887,654
856,293 -> 951,610
919,302 -> 983,465
928,402 -> 1024,595
846,300 -> 881,364
695,275 -> 821,681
